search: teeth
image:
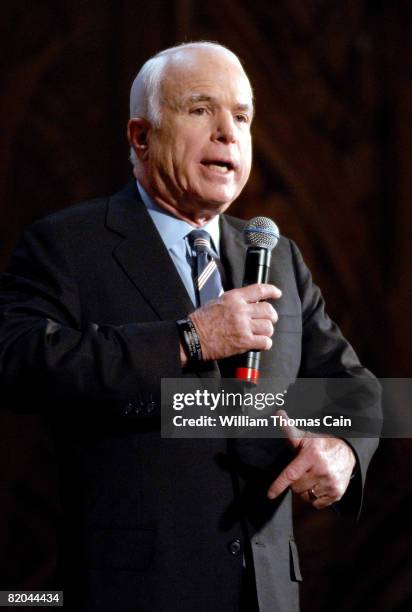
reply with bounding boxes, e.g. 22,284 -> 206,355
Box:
207,163 -> 230,173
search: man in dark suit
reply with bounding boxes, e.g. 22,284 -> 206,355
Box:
0,42 -> 379,611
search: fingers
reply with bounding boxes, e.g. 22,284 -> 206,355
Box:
250,301 -> 278,324
250,319 -> 275,351
240,283 -> 282,303
272,472 -> 335,508
251,319 -> 274,337
276,409 -> 305,448
250,335 -> 273,351
312,495 -> 334,510
248,302 -> 278,351
267,452 -> 312,499
289,475 -> 316,495
305,488 -> 334,509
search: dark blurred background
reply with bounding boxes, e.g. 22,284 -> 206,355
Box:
0,1 -> 411,610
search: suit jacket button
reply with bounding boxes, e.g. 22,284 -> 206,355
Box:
228,538 -> 241,556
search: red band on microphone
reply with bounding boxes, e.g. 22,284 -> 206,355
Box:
235,367 -> 259,384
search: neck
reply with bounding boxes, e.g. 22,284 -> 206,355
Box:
150,198 -> 215,227
136,174 -> 220,227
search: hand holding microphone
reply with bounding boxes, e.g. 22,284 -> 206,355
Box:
188,217 -> 280,373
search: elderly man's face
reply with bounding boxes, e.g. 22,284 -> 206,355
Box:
132,50 -> 253,223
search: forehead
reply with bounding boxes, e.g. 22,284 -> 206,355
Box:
160,50 -> 253,109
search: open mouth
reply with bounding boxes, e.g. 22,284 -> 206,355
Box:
201,160 -> 235,174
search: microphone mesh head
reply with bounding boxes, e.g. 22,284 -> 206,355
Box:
244,217 -> 280,250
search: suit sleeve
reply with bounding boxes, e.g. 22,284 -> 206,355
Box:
289,239 -> 381,518
0,219 -> 183,412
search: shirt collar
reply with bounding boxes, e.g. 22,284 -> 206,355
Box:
136,181 -> 220,254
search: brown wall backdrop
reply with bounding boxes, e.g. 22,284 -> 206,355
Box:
1,1 -> 411,610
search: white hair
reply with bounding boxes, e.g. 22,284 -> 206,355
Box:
129,41 -> 251,166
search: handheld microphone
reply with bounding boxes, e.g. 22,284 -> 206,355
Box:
235,216 -> 280,384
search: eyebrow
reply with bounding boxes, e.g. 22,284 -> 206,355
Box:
183,93 -> 254,114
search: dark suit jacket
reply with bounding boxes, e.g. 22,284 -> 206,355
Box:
0,182 -> 380,612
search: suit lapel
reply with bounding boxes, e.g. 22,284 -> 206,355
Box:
106,182 -> 194,321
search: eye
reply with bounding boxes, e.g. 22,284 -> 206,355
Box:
235,114 -> 249,123
191,107 -> 208,116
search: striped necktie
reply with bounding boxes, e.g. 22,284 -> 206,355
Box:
188,229 -> 224,306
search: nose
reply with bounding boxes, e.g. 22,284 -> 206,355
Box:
212,110 -> 236,144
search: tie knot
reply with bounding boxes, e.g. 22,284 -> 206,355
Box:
188,229 -> 212,253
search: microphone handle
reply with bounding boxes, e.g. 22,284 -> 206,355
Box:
235,247 -> 272,384
242,247 -> 272,285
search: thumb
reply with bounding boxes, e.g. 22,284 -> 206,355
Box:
276,409 -> 305,449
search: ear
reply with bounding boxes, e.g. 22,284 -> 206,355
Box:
127,118 -> 152,163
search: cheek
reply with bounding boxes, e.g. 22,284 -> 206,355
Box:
147,137 -> 166,171
165,134 -> 192,170
149,124 -> 177,159
240,143 -> 252,183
